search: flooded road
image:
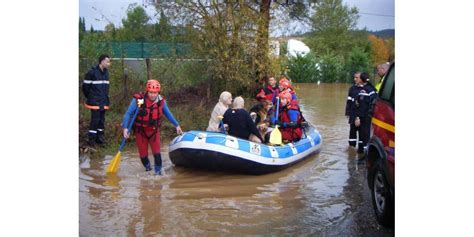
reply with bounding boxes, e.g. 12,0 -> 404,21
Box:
79,83 -> 394,236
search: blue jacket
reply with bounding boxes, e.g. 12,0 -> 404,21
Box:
354,83 -> 377,118
122,98 -> 179,129
82,65 -> 110,108
270,105 -> 300,127
345,84 -> 360,124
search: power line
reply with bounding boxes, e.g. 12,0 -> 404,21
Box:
359,12 -> 394,17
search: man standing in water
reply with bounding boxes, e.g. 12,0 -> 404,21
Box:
82,54 -> 111,146
345,72 -> 362,149
122,80 -> 183,175
354,72 -> 377,156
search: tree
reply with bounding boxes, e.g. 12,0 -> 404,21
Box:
368,34 -> 389,66
149,1 -> 258,94
318,53 -> 345,83
121,4 -> 150,42
90,25 -> 94,33
150,1 -> 317,89
155,9 -> 172,42
385,37 -> 395,62
306,0 -> 359,58
244,0 -> 314,82
345,47 -> 372,83
287,53 -> 319,83
79,17 -> 86,33
104,23 -> 117,41
79,17 -> 86,42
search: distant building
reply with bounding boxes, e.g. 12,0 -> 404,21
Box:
287,39 -> 310,58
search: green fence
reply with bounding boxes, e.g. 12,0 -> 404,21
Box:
80,42 -> 192,58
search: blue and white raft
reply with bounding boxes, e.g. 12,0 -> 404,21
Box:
168,125 -> 322,175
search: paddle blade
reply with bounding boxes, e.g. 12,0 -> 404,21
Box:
107,151 -> 122,173
269,125 -> 282,145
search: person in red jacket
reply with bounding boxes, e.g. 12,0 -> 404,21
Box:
255,75 -> 278,102
276,91 -> 303,143
122,80 -> 183,175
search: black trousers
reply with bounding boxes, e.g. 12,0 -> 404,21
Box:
88,109 -> 106,138
348,123 -> 360,147
358,117 -> 371,153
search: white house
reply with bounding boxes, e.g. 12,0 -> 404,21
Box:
287,39 -> 310,58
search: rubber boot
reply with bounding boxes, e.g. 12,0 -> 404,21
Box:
87,135 -> 97,146
140,157 -> 152,171
357,141 -> 364,153
153,153 -> 162,175
96,133 -> 106,145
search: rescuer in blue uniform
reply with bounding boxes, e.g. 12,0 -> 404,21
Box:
345,72 -> 362,148
82,54 -> 111,146
354,72 -> 377,155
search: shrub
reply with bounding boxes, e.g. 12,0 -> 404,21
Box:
287,53 -> 319,83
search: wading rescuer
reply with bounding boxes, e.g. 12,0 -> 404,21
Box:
82,54 -> 111,146
122,80 -> 183,175
275,91 -> 303,143
354,72 -> 377,155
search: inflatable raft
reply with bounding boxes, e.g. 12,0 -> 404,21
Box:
168,124 -> 322,175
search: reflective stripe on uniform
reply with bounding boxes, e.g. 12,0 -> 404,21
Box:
83,80 -> 110,84
84,104 -> 110,110
349,139 -> 357,141
88,130 -> 97,134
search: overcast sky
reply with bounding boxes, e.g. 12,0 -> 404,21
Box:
79,0 -> 394,34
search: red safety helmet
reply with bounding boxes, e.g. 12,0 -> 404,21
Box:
146,79 -> 161,93
279,78 -> 291,89
279,91 -> 292,103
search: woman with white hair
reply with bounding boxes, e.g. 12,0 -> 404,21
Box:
207,91 -> 233,132
223,96 -> 263,143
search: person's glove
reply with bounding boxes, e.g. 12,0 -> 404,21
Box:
276,121 -> 286,127
287,121 -> 298,128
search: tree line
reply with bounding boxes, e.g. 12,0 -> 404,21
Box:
79,0 -> 394,94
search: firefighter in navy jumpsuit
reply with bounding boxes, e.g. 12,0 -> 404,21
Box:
354,72 -> 377,154
82,54 -> 111,145
345,72 -> 362,148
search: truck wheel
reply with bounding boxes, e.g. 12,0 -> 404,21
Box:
371,159 -> 394,227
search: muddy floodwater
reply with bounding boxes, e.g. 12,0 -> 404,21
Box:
79,83 -> 394,236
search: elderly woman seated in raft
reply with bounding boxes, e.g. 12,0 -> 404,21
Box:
207,91 -> 233,132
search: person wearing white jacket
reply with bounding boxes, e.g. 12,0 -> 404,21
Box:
207,91 -> 233,132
